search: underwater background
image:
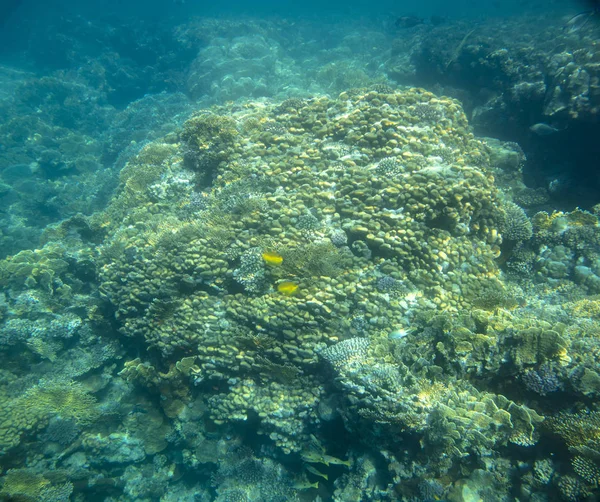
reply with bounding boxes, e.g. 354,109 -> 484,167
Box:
1,0 -> 600,501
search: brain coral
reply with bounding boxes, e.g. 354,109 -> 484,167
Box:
97,88 -> 507,452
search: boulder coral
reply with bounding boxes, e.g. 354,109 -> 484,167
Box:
96,87 -> 520,459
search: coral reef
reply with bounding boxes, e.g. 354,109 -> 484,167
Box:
398,15 -> 600,208
2,10 -> 600,500
79,88 -> 564,499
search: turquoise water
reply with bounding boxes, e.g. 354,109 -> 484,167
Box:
0,1 -> 599,501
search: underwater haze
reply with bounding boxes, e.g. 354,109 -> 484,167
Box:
1,0 -> 566,21
1,0 -> 600,501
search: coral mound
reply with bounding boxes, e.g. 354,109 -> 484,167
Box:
96,87 -> 510,454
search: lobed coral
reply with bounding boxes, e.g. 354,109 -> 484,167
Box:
0,380 -> 99,454
92,88 -> 519,465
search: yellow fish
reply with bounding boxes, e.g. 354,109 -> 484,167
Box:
292,479 -> 319,490
277,281 -> 298,296
262,251 -> 283,266
305,464 -> 328,480
300,449 -> 328,465
323,454 -> 351,467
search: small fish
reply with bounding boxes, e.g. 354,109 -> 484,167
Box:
395,16 -> 425,29
388,328 -> 409,340
262,251 -> 283,266
128,404 -> 148,415
565,10 -> 594,31
309,434 -> 326,453
322,454 -> 352,467
292,479 -> 319,490
277,281 -> 298,296
529,123 -> 566,136
564,1 -> 600,32
305,464 -> 329,480
301,449 -> 327,465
